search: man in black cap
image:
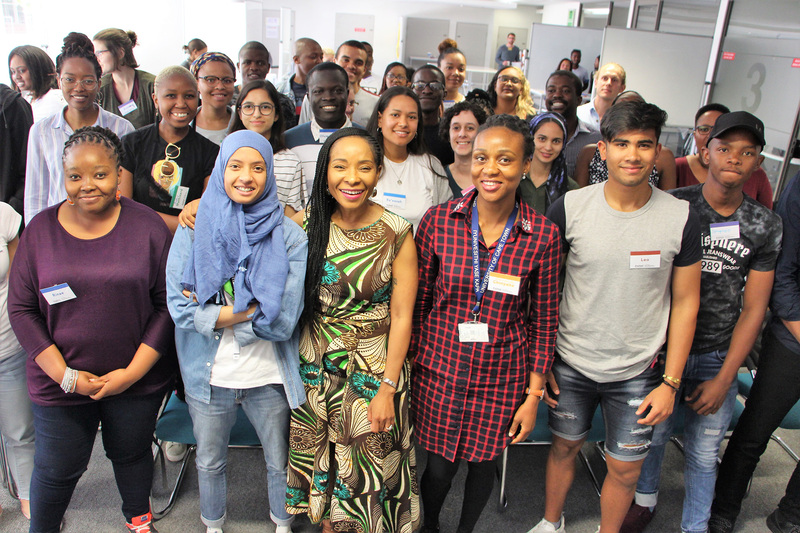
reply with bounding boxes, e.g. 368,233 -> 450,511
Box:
709,125 -> 800,533
622,111 -> 784,533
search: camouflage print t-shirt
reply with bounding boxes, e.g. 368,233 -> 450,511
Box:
671,184 -> 783,352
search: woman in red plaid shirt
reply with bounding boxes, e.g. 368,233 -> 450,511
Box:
411,114 -> 562,533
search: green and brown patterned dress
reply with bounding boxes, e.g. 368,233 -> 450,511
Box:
286,208 -> 420,533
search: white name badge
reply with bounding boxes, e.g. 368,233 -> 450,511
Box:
41,283 -> 77,305
488,272 -> 521,295
710,221 -> 740,241
630,250 -> 661,269
443,100 -> 456,110
118,99 -> 138,116
318,129 -> 336,142
171,186 -> 189,210
458,321 -> 489,343
383,192 -> 407,210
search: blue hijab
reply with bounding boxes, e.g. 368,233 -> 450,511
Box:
529,112 -> 569,210
181,130 -> 288,326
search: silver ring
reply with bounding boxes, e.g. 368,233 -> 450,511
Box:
386,425 -> 394,431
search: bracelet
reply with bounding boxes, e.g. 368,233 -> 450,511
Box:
382,377 -> 398,390
60,367 -> 78,393
525,387 -> 545,399
661,378 -> 679,392
663,374 -> 681,386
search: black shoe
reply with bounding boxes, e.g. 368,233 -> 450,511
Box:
708,514 -> 735,533
767,509 -> 800,533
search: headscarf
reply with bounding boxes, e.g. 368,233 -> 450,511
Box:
181,130 -> 287,326
190,51 -> 236,79
530,112 -> 569,210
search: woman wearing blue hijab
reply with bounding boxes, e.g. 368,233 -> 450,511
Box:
166,130 -> 308,533
519,112 -> 578,214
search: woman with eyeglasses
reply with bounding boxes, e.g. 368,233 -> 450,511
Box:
379,62 -> 410,95
119,66 -> 219,233
92,29 -> 156,129
191,52 -> 236,145
487,66 -> 535,120
24,32 -> 134,225
7,45 -> 66,122
177,80 -> 304,227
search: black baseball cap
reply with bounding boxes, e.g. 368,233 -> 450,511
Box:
708,111 -> 766,147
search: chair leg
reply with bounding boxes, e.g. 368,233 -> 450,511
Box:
497,447 -> 509,511
150,442 -> 196,520
578,447 -> 603,498
770,434 -> 800,463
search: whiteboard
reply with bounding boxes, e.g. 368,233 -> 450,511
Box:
600,27 -> 712,128
526,24 -> 603,94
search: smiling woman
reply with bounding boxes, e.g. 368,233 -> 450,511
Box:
191,51 -> 237,145
23,32 -> 135,226
118,65 -> 219,233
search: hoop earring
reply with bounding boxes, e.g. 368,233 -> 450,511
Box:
66,197 -> 74,205
116,189 -> 121,201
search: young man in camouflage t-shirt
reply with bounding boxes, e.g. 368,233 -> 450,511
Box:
625,112 -> 782,533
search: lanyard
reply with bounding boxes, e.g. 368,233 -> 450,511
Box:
470,200 -> 518,319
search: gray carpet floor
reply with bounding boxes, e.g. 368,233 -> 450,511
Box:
1,427 -> 794,533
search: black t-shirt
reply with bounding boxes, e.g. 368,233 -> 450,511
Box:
121,124 -> 219,216
424,124 -> 454,167
671,184 -> 783,352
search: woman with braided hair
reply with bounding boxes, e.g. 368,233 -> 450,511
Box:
191,52 -> 236,145
9,126 -> 175,533
286,128 -> 420,533
24,32 -> 134,225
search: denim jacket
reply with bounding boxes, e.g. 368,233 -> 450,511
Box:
166,219 -> 308,409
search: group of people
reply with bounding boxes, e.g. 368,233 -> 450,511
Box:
0,22 -> 795,533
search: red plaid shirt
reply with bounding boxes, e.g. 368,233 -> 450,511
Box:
410,189 -> 561,462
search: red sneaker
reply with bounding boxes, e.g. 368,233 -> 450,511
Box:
620,503 -> 655,533
126,512 -> 158,533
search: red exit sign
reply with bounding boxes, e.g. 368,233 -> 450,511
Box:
722,52 -> 736,61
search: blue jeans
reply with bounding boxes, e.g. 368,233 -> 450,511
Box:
0,350 -> 34,500
548,358 -> 660,461
635,349 -> 738,533
185,384 -> 292,529
29,392 -> 163,533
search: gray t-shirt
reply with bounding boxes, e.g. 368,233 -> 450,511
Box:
547,183 -> 701,383
672,184 -> 782,352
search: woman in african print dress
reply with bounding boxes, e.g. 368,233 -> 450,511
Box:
286,128 -> 420,533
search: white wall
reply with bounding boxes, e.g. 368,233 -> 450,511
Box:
541,2 -> 581,26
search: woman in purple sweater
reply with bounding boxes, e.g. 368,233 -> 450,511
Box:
8,126 -> 174,533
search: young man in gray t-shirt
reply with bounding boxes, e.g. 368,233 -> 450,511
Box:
528,101 -> 702,533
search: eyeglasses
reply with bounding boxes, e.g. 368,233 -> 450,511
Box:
498,75 -> 522,85
198,76 -> 236,86
411,81 -> 444,92
60,76 -> 98,89
387,73 -> 407,82
694,125 -> 713,134
94,49 -> 111,58
241,103 -> 275,116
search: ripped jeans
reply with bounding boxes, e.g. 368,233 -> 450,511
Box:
548,357 -> 660,462
635,349 -> 737,533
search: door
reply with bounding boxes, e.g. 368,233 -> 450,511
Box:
455,22 -> 488,67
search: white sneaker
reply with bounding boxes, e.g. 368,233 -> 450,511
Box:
275,526 -> 292,533
206,528 -> 223,533
527,515 -> 566,533
163,441 -> 188,462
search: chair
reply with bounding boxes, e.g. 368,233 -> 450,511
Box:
497,401 -> 607,510
150,391 -> 261,519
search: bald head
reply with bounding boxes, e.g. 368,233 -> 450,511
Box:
294,37 -> 323,82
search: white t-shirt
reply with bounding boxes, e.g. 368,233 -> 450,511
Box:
373,153 -> 453,232
0,203 -> 22,360
26,89 -> 66,123
210,292 -> 281,389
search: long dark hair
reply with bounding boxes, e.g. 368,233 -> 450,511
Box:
8,45 -> 58,98
301,128 -> 383,329
229,79 -> 286,153
366,86 -> 427,156
379,62 -> 409,95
